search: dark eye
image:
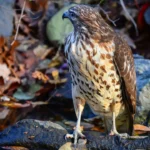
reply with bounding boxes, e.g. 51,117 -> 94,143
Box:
70,12 -> 75,17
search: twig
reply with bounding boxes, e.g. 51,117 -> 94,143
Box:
98,6 -> 119,26
51,46 -> 61,62
120,0 -> 139,36
11,0 -> 27,45
134,0 -> 140,9
47,90 -> 58,102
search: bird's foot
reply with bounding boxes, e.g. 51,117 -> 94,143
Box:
65,127 -> 85,147
109,130 -> 129,138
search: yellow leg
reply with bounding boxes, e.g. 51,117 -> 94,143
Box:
65,97 -> 85,147
110,103 -> 129,137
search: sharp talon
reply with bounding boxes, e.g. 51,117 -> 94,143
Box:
115,133 -> 129,138
109,130 -> 129,138
65,133 -> 74,140
65,128 -> 85,146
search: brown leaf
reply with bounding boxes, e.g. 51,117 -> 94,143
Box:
26,0 -> 48,11
33,45 -> 53,59
0,37 -> 5,48
24,51 -> 38,69
10,41 -> 20,51
0,102 -> 31,108
91,126 -> 104,132
2,146 -> 29,150
0,77 -> 20,95
134,124 -> 150,132
0,108 -> 10,119
0,64 -> 10,83
52,70 -> 59,80
32,71 -> 49,83
0,77 -> 4,85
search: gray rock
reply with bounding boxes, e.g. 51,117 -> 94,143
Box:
34,120 -> 67,131
134,55 -> 150,124
0,119 -> 68,150
0,119 -> 149,150
46,4 -> 75,44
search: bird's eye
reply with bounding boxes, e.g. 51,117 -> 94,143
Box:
70,12 -> 75,17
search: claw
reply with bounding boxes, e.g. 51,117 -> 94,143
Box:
109,130 -> 129,138
65,129 -> 85,147
65,133 -> 74,140
118,133 -> 129,138
74,128 -> 85,145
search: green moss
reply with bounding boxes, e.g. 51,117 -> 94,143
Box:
46,4 -> 76,44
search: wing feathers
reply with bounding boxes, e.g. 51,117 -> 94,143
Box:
114,35 -> 136,135
114,35 -> 136,114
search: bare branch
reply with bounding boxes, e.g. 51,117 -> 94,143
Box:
120,0 -> 139,36
98,6 -> 119,26
11,0 -> 27,45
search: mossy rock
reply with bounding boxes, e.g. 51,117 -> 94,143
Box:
46,4 -> 76,44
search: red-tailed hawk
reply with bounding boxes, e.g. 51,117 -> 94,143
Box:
63,4 -> 136,145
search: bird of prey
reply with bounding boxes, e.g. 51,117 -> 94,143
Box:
62,4 -> 136,145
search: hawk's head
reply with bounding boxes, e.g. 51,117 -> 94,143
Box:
62,5 -> 102,31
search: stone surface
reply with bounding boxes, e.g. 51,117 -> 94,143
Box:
0,119 -> 149,150
0,119 -> 67,150
134,55 -> 150,124
46,4 -> 75,44
135,54 -> 150,110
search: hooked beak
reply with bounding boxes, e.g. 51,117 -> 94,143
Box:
62,10 -> 70,20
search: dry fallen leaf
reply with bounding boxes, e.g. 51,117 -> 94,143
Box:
0,64 -> 10,83
0,36 -> 5,48
91,126 -> 104,132
134,124 -> 150,135
0,77 -> 20,95
0,96 -> 10,102
32,71 -> 49,83
2,146 -> 29,150
52,69 -> 59,80
0,102 -> 31,108
0,108 -> 10,119
134,124 -> 150,131
33,45 -> 53,59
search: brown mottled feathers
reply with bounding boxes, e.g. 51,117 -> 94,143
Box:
114,35 -> 136,135
64,4 -> 136,136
